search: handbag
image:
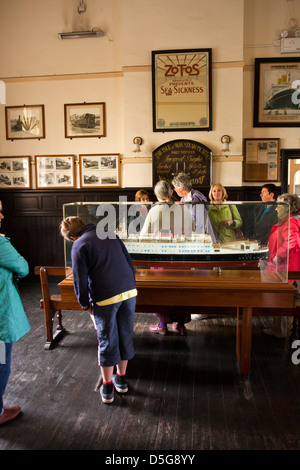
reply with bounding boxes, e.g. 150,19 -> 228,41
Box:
228,205 -> 244,240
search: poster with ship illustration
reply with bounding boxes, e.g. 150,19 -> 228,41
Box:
254,57 -> 300,127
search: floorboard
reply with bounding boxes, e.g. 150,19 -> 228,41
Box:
0,281 -> 299,452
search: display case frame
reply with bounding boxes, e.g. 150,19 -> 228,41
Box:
62,200 -> 290,283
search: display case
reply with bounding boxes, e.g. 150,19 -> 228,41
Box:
62,200 -> 290,282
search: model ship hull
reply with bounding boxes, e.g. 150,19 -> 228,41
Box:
266,89 -> 298,110
123,239 -> 268,263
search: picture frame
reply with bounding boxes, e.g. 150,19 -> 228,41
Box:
243,138 -> 280,182
79,154 -> 120,188
152,48 -> 212,132
35,155 -> 75,189
64,102 -> 106,138
0,156 -> 31,188
253,57 -> 300,127
5,105 -> 45,140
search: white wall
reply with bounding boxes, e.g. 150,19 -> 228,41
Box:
0,0 -> 299,189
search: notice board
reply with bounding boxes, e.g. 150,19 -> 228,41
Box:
152,139 -> 212,188
243,138 -> 280,182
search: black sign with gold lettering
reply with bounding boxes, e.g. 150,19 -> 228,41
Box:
152,139 -> 212,188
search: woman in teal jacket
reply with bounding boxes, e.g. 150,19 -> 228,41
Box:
0,201 -> 30,426
208,183 -> 243,243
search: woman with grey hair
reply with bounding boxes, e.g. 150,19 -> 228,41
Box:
140,180 -> 194,238
172,172 -> 216,243
140,180 -> 193,335
264,193 -> 300,338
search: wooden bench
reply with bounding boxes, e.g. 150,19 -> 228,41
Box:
34,266 -> 78,349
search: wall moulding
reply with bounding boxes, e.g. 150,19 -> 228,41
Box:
0,61 -> 245,83
0,71 -> 123,83
121,156 -> 152,164
212,155 -> 243,162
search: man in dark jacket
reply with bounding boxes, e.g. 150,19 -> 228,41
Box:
60,216 -> 137,404
254,184 -> 278,246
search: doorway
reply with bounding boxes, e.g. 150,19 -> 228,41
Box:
280,148 -> 300,194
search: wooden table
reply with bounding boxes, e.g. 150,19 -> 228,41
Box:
57,268 -> 295,380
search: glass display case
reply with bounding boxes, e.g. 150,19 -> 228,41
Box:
62,200 -> 290,282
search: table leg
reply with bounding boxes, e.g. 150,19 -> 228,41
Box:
236,306 -> 253,379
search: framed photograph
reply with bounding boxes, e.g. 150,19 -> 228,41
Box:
5,105 -> 45,140
0,156 -> 31,188
243,138 -> 280,182
79,154 -> 120,188
152,48 -> 212,132
254,57 -> 300,127
64,102 -> 106,138
35,155 -> 75,189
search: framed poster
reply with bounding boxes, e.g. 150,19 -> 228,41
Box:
243,138 -> 280,182
79,154 -> 120,188
35,155 -> 75,189
152,49 -> 212,132
254,57 -> 300,127
64,102 -> 106,138
0,156 -> 31,188
5,105 -> 45,140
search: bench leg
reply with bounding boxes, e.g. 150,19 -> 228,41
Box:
44,307 -> 66,350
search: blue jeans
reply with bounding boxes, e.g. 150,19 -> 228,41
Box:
92,297 -> 136,367
0,343 -> 12,414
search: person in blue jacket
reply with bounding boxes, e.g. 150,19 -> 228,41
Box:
0,200 -> 30,426
60,216 -> 137,404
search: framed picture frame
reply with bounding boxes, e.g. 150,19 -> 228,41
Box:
0,156 -> 31,188
79,154 -> 120,188
152,48 -> 212,132
35,155 -> 75,189
253,57 -> 300,127
243,138 -> 280,182
64,102 -> 106,138
5,105 -> 45,140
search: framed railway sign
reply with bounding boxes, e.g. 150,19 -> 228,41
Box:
64,102 -> 106,138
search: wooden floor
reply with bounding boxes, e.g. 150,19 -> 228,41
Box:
0,281 -> 299,451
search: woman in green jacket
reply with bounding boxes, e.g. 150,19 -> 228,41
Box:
0,201 -> 30,426
208,183 -> 243,243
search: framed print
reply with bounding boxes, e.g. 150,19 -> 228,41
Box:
152,48 -> 212,132
0,156 -> 31,188
254,57 -> 300,127
243,138 -> 280,182
35,155 -> 75,189
64,102 -> 106,138
79,154 -> 120,188
5,105 -> 45,140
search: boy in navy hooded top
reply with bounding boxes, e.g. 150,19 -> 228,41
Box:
60,216 -> 137,404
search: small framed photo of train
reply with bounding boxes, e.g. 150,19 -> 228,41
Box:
79,154 -> 120,188
35,155 -> 75,189
5,105 -> 45,140
0,156 -> 31,188
64,102 -> 106,138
